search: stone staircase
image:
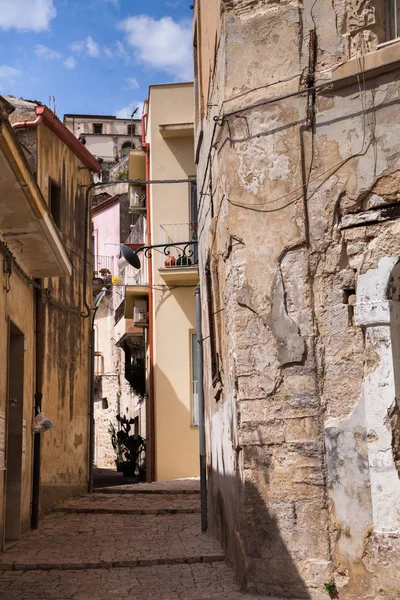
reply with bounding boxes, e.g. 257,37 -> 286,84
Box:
0,480 -> 288,599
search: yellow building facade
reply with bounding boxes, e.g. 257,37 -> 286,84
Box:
127,83 -> 199,481
0,97 -> 99,549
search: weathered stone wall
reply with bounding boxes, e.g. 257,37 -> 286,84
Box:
93,293 -> 146,470
195,0 -> 400,598
30,121 -> 91,513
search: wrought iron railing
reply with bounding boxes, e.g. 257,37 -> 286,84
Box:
93,255 -> 115,280
158,222 -> 198,269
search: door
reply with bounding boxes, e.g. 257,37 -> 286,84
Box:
5,321 -> 24,543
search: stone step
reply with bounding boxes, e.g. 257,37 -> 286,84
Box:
58,492 -> 200,514
0,513 -> 222,572
94,479 -> 200,495
56,506 -> 200,515
0,552 -> 225,571
0,563 -> 274,599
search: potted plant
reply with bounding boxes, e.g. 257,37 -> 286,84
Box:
164,256 -> 176,267
116,414 -> 146,478
99,268 -> 111,279
176,255 -> 192,266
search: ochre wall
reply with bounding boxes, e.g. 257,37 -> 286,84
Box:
147,84 -> 199,480
194,0 -> 221,122
36,122 -> 92,512
0,267 -> 35,550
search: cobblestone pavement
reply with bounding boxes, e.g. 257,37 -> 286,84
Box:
0,480 -> 287,599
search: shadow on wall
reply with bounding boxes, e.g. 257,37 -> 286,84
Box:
209,467 -> 313,599
164,137 -> 195,176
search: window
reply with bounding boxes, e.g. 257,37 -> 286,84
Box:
191,332 -> 199,426
93,123 -> 103,134
121,141 -> 134,151
127,124 -> 135,136
49,180 -> 61,229
386,1 -> 400,41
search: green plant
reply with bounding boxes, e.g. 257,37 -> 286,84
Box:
116,414 -> 146,477
324,581 -> 338,598
108,421 -> 124,464
116,170 -> 128,180
176,255 -> 192,267
125,357 -> 146,398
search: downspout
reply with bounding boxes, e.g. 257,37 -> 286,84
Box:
196,286 -> 207,531
88,307 -> 98,493
12,115 -> 43,130
82,183 -> 95,493
32,284 -> 45,529
142,104 -> 156,482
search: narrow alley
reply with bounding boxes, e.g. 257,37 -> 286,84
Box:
0,480 -> 279,600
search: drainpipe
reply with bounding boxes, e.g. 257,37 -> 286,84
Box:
12,115 -> 43,130
32,284 -> 45,529
81,182 -> 95,493
142,104 -> 156,482
88,307 -> 98,493
195,286 -> 207,531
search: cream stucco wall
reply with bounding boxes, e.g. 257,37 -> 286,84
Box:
146,83 -> 199,480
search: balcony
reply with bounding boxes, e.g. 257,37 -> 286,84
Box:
129,186 -> 146,214
123,285 -> 149,325
114,301 -> 145,348
92,255 -> 116,290
158,222 -> 199,285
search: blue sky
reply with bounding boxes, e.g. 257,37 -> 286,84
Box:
0,0 -> 194,118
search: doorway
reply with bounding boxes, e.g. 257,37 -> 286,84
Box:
5,321 -> 24,543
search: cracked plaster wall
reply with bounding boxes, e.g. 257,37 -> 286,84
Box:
196,0 -> 400,598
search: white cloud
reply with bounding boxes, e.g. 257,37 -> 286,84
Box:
71,36 -> 100,58
116,102 -> 144,119
34,44 -> 77,70
0,0 -> 56,32
127,77 -> 139,89
70,40 -> 84,53
0,65 -> 21,79
63,56 -> 77,70
104,40 -> 130,64
118,15 -> 193,80
35,44 -> 62,60
86,36 -> 100,58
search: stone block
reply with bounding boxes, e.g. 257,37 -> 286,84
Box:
285,416 -> 320,443
237,372 -> 279,400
